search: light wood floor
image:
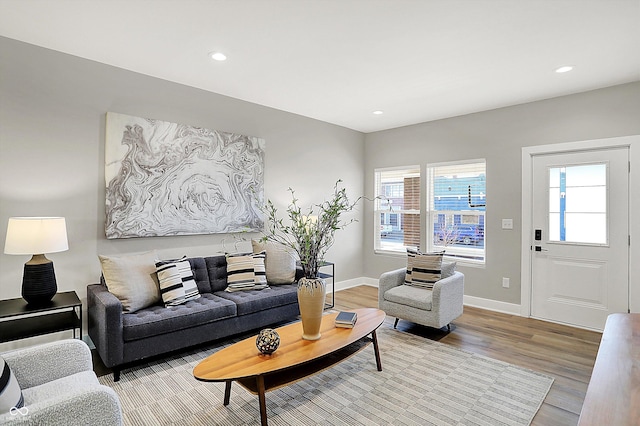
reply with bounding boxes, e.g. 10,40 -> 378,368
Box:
335,285 -> 602,426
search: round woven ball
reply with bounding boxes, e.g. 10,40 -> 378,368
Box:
256,328 -> 280,354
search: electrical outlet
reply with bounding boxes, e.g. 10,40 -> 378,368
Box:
502,277 -> 510,288
502,219 -> 513,230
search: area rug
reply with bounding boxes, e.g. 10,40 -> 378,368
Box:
99,326 -> 553,425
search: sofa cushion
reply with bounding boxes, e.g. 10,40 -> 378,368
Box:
188,257 -> 212,294
384,285 -> 433,311
0,355 -> 24,412
99,251 -> 160,313
155,258 -> 201,306
215,283 -> 298,316
122,294 -> 237,342
205,256 -> 229,293
252,240 -> 297,284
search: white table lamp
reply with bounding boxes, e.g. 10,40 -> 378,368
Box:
4,217 -> 69,305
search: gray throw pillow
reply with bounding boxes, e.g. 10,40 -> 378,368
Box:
99,251 -> 160,313
252,240 -> 297,284
441,261 -> 457,279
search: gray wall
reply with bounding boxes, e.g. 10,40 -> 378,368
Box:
1,34 -> 639,338
364,81 -> 640,304
0,37 -> 365,326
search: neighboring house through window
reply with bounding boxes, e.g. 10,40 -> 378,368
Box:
374,161 -> 486,264
427,160 -> 486,263
374,167 -> 420,253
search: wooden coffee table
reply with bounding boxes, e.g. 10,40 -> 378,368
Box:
193,308 -> 385,425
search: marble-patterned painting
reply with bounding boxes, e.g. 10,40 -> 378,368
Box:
104,112 -> 264,239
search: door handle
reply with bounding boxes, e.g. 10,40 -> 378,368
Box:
534,246 -> 549,252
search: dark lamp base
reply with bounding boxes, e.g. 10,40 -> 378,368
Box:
22,261 -> 58,305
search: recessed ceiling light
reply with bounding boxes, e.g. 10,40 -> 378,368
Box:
210,52 -> 227,61
555,66 -> 573,73
373,110 -> 384,115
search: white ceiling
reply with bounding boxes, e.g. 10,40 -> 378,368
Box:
1,0 -> 639,133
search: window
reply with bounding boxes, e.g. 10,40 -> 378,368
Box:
426,160 -> 486,263
374,167 -> 420,253
548,163 -> 607,244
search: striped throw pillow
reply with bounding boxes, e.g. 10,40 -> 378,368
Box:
226,253 -> 257,289
0,355 -> 24,414
404,247 -> 420,284
410,252 -> 444,289
226,252 -> 268,290
155,258 -> 200,306
252,251 -> 267,285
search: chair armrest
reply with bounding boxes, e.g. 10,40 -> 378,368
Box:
2,339 -> 92,389
0,386 -> 123,425
432,271 -> 465,313
87,283 -> 124,368
378,268 -> 406,307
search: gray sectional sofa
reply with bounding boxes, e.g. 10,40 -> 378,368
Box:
87,254 -> 301,381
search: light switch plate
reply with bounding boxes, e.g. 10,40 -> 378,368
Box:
502,219 -> 513,230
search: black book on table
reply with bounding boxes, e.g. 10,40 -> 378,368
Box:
335,311 -> 357,327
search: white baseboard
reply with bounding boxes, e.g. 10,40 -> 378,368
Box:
341,278 -> 523,316
463,295 -> 521,315
332,277 -> 378,292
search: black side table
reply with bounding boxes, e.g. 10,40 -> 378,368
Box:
0,291 -> 82,344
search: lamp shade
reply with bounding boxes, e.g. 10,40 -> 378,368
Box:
4,217 -> 69,255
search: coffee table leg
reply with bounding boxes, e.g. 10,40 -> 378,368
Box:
224,380 -> 232,406
256,375 -> 268,426
371,330 -> 382,371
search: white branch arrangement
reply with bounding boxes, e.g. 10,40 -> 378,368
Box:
261,180 -> 361,280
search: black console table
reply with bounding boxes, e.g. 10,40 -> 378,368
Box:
0,291 -> 82,343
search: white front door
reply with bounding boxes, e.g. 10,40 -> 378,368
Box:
530,147 -> 629,330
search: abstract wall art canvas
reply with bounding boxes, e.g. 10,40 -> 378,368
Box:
104,112 -> 265,239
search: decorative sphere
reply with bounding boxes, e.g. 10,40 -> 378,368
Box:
256,328 -> 280,354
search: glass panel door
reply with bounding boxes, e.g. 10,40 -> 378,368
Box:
548,163 -> 607,245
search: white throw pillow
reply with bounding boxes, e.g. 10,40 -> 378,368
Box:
99,251 -> 160,313
252,240 -> 297,284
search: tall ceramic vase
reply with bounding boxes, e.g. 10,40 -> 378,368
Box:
297,277 -> 326,340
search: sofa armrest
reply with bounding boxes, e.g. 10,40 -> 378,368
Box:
378,268 -> 406,308
432,271 -> 465,315
3,339 -> 92,389
87,283 -> 124,368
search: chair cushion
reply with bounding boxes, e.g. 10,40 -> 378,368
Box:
215,283 -> 298,316
0,355 -> 24,412
21,371 -> 97,404
122,294 -> 236,341
384,285 -> 433,311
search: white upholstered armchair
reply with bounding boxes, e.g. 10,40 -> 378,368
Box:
378,268 -> 464,330
0,339 -> 122,425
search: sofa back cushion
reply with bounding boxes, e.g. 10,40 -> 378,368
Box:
188,257 -> 213,294
205,255 -> 229,293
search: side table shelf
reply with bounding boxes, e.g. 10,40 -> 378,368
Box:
0,291 -> 82,344
318,261 -> 335,309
